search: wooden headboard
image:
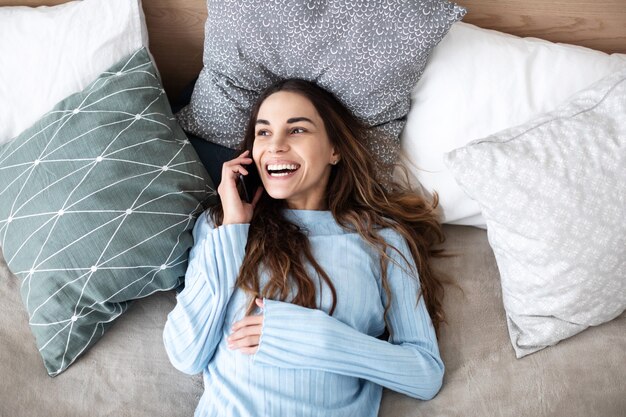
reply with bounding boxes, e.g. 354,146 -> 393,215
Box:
3,0 -> 626,100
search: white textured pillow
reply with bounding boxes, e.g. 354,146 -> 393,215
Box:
397,22 -> 626,227
443,67 -> 626,358
0,0 -> 148,144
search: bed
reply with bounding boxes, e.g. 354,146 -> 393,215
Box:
1,1 -> 625,416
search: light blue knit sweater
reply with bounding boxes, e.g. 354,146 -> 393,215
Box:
163,209 -> 444,417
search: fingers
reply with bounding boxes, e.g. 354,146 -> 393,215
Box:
231,314 -> 263,331
229,150 -> 252,166
255,298 -> 265,309
218,150 -> 258,225
228,308 -> 264,355
227,327 -> 261,348
227,322 -> 262,354
222,150 -> 253,178
237,347 -> 259,355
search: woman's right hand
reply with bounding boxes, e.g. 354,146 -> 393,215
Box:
218,150 -> 263,225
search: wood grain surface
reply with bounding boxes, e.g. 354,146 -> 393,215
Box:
141,0 -> 207,102
457,0 -> 626,54
2,0 -> 625,100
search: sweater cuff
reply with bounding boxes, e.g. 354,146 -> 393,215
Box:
254,299 -> 328,368
210,223 -> 250,260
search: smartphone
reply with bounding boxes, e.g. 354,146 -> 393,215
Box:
236,161 -> 262,203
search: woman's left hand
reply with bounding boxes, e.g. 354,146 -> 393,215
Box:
228,298 -> 265,355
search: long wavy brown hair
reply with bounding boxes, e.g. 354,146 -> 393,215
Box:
208,79 -> 446,335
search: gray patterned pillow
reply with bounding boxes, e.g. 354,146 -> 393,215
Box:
0,48 -> 214,376
177,0 -> 466,176
444,67 -> 626,358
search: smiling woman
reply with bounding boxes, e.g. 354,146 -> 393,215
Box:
252,90 -> 340,210
163,79 -> 448,417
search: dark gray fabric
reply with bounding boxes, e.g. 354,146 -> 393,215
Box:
177,0 -> 466,179
173,78 -> 237,187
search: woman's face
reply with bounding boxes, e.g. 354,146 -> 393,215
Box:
252,91 -> 339,210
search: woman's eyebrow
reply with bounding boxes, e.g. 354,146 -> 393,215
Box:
255,117 -> 316,126
287,117 -> 315,125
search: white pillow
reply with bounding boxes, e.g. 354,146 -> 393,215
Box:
443,67 -> 626,358
397,22 -> 626,228
0,0 -> 149,144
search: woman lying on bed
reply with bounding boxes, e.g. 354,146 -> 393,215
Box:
163,79 -> 446,417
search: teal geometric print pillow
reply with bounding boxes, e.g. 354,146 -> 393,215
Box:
0,48 -> 214,376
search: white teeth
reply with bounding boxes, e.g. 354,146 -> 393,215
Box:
269,172 -> 291,177
267,164 -> 299,171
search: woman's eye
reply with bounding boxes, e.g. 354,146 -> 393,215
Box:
291,127 -> 306,134
256,130 -> 269,137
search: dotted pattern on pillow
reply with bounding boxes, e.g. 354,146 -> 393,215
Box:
177,0 -> 466,179
444,67 -> 626,357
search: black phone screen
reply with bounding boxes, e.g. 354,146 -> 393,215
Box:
236,162 -> 261,203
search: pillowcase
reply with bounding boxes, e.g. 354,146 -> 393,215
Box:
0,47 -> 213,376
177,0 -> 466,173
0,0 -> 148,144
443,67 -> 626,358
397,22 -> 626,227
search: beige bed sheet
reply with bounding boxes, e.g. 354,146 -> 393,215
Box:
1,225 -> 624,417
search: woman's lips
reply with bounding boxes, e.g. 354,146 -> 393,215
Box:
264,161 -> 301,180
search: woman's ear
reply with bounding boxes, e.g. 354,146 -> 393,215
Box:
330,148 -> 341,165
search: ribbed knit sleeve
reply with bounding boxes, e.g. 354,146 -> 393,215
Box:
163,214 -> 249,375
253,232 -> 444,400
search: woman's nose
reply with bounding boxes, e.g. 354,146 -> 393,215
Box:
268,132 -> 289,153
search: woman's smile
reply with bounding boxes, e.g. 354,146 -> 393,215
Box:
264,160 -> 301,179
